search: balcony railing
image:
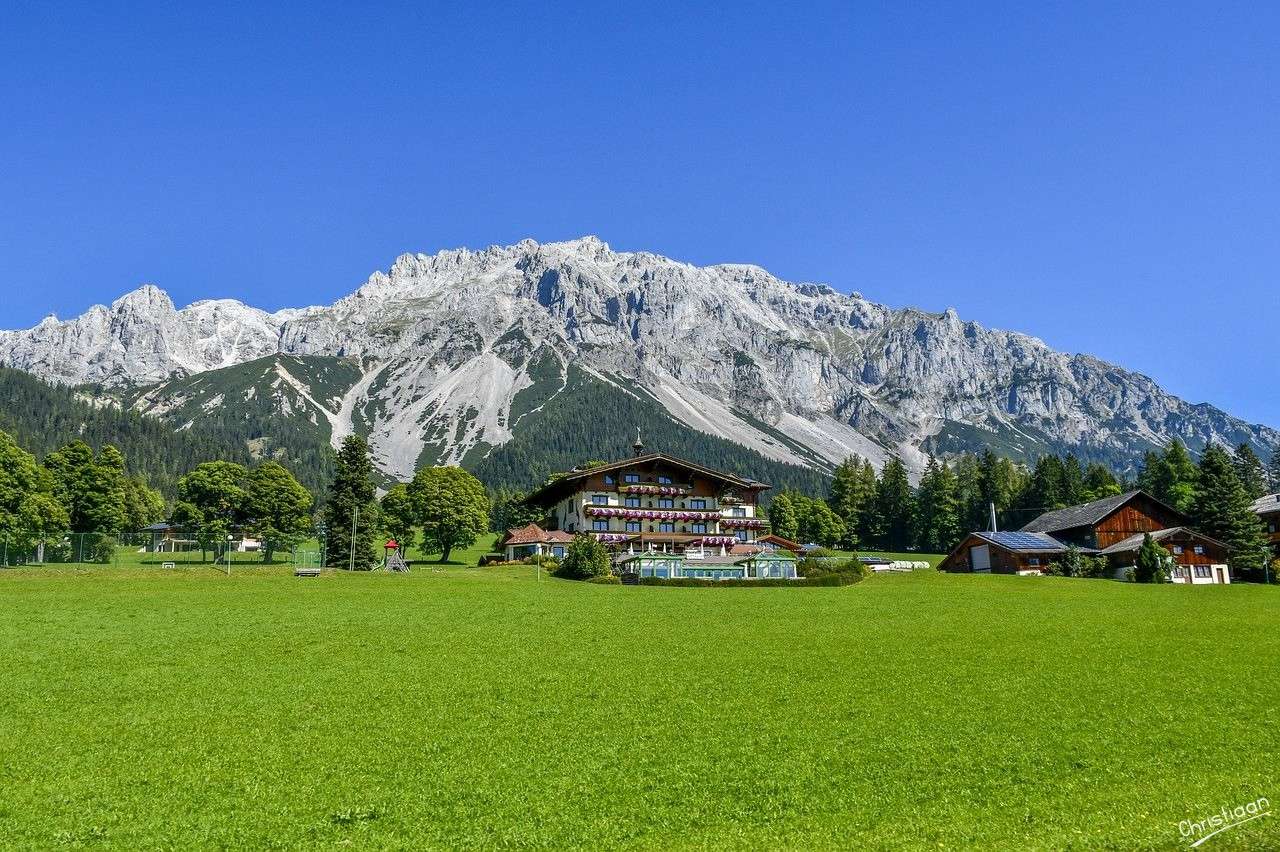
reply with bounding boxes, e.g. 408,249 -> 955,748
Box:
585,506 -> 721,522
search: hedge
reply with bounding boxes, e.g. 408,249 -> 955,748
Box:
636,573 -> 862,588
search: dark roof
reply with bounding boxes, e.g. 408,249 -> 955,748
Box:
1251,494 -> 1280,517
974,531 -> 1071,553
524,452 -> 770,506
1099,527 -> 1227,556
1019,490 -> 1185,534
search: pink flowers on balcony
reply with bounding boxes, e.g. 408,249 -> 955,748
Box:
719,518 -> 766,529
585,506 -> 721,522
618,484 -> 690,496
690,536 -> 738,547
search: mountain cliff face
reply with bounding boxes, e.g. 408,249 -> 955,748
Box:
3,236 -> 1275,482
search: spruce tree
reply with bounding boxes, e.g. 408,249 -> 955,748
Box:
1061,454 -> 1085,505
323,436 -> 379,570
1268,451 -> 1280,494
828,455 -> 875,549
1082,463 -> 1121,501
915,457 -> 960,553
1133,533 -> 1170,583
1192,444 -> 1270,581
873,456 -> 916,551
1232,443 -> 1269,500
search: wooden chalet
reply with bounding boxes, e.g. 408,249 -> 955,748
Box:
1019,490 -> 1187,549
942,490 -> 1231,584
1098,527 -> 1230,585
1252,493 -> 1280,553
522,439 -> 769,556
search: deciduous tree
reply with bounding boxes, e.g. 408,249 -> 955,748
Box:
245,461 -> 313,563
409,466 -> 490,563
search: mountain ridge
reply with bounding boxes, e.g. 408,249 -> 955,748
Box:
2,236 -> 1275,482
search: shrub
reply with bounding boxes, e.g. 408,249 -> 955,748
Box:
1043,562 -> 1064,577
555,534 -> 612,580
637,573 -> 862,588
586,574 -> 621,585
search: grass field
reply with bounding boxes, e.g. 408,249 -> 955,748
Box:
1,564 -> 1277,849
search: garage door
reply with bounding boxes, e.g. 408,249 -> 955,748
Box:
970,544 -> 991,572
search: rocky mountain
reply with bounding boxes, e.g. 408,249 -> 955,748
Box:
3,236 -> 1275,486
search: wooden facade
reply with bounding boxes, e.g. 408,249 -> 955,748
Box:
1033,493 -> 1187,549
523,452 -> 769,554
939,533 -> 1062,574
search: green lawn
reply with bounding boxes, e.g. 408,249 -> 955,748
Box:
1,566 -> 1277,849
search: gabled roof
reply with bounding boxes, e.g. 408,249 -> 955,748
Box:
524,451 -> 770,506
757,533 -> 802,552
501,524 -> 575,546
1020,490 -> 1186,534
1098,527 -> 1228,556
1251,493 -> 1280,517
973,531 -> 1071,553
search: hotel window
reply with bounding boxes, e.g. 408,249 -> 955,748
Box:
736,530 -> 749,541
690,523 -> 706,534
658,475 -> 672,484
658,522 -> 674,533
625,496 -> 641,508
592,494 -> 607,505
732,507 -> 746,517
658,498 -> 674,509
624,473 -> 640,483
1194,565 -> 1211,578
689,499 -> 706,510
603,474 -> 615,485
1193,545 -> 1205,555
625,521 -> 641,533
592,520 -> 609,531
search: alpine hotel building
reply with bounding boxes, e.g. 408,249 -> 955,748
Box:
521,440 -> 770,556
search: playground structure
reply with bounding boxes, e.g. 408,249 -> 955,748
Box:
381,539 -> 410,573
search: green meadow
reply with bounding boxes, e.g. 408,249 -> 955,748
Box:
1,558 -> 1277,849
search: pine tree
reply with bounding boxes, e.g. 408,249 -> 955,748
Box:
1232,443 -> 1269,500
1192,444 -> 1271,581
827,455 -> 875,549
952,453 -> 986,532
915,457 -> 960,553
873,456 -> 916,551
1268,451 -> 1280,494
1133,532 -> 1170,583
1082,463 -> 1122,501
768,492 -> 800,542
1061,454 -> 1085,506
323,436 -> 379,570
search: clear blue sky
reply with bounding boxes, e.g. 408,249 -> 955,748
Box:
2,2 -> 1277,425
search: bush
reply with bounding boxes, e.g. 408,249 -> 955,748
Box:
555,534 -> 612,580
798,556 -> 868,581
1043,562 -> 1064,576
638,573 -> 862,588
586,574 -> 621,585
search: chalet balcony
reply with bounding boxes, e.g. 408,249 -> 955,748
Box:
585,506 -> 722,522
617,483 -> 692,496
718,517 -> 766,529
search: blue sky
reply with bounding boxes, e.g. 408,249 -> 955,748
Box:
2,2 -> 1277,425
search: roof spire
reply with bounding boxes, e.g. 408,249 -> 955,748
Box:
633,428 -> 645,457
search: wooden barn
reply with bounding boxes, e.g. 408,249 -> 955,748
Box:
1019,490 -> 1187,549
939,531 -> 1071,574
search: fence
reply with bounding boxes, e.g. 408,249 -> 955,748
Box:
0,529 -> 328,569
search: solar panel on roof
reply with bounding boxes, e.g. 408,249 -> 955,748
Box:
985,532 -> 1061,550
